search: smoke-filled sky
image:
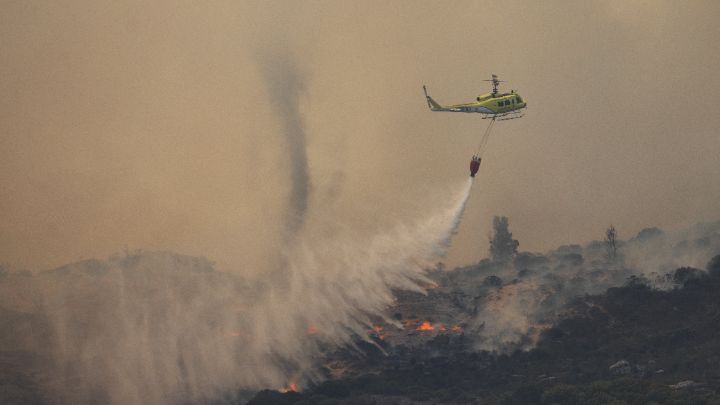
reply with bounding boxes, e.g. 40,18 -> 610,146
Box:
2,1 -> 719,272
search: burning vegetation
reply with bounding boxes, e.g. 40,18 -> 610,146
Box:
416,321 -> 434,331
252,250 -> 720,405
280,382 -> 299,393
247,220 -> 720,404
1,219 -> 720,405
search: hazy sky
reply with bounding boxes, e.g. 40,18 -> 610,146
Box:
2,0 -> 719,272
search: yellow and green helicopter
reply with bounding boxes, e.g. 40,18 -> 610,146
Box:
423,74 -> 526,177
423,74 -> 526,120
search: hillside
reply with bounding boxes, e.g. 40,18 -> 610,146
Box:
1,222 -> 719,404
249,256 -> 720,405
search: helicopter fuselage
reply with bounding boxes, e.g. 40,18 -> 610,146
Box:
427,92 -> 526,114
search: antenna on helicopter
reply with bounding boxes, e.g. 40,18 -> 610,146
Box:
483,74 -> 505,97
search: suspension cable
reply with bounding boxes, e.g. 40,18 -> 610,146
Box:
476,117 -> 496,157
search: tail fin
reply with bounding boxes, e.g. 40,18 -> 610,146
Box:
423,85 -> 443,110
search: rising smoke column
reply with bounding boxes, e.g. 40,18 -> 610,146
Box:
258,48 -> 311,244
256,43 -> 475,380
252,47 -> 475,374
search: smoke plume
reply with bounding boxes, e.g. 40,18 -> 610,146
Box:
0,178 -> 474,404
258,48 -> 311,244
467,221 -> 720,352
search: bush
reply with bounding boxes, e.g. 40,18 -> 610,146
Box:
672,267 -> 705,285
483,275 -> 503,287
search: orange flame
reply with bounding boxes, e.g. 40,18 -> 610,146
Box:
306,325 -> 319,335
280,382 -> 299,393
417,321 -> 434,331
451,325 -> 463,333
368,325 -> 385,340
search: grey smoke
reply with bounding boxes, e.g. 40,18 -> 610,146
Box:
257,48 -> 311,243
1,185 -> 716,404
0,178 -> 475,404
464,221 -> 720,352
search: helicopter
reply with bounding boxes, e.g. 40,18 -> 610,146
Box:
422,74 -> 526,120
423,74 -> 526,177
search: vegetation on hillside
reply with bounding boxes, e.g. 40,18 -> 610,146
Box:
248,255 -> 720,404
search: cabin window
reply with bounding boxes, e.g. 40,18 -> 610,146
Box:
497,101 -> 503,107
516,96 -> 523,103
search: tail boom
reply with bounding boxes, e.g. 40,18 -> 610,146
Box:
423,85 -> 444,111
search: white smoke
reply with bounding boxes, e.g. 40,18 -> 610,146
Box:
0,38 -> 480,401
1,179 -> 474,404
469,221 -> 720,352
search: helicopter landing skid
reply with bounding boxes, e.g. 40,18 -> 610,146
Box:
482,109 -> 526,121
